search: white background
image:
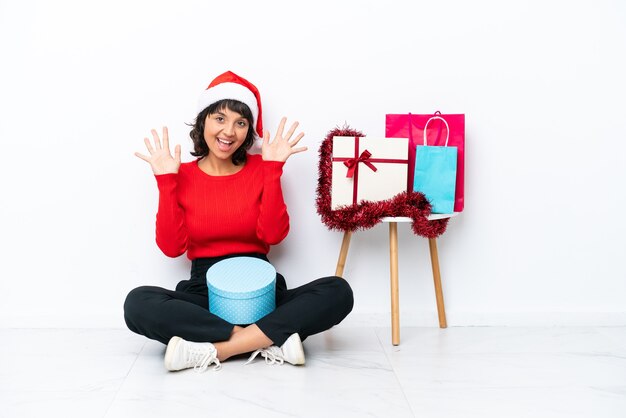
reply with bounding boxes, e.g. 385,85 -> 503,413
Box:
1,0 -> 624,328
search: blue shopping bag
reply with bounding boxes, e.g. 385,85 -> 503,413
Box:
413,116 -> 458,214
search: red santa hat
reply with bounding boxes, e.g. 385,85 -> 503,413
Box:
197,71 -> 263,138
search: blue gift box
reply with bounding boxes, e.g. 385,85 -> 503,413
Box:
206,257 -> 276,325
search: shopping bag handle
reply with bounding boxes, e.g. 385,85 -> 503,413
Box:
423,116 -> 450,146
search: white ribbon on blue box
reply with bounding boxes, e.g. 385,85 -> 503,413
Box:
206,257 -> 277,325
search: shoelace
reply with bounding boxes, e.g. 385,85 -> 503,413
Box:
245,346 -> 285,365
187,345 -> 222,372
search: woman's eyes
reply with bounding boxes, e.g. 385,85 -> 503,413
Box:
212,116 -> 247,127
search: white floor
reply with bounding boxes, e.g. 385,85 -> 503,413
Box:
1,326 -> 625,418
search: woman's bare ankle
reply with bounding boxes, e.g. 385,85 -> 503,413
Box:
215,326 -> 245,362
214,343 -> 231,362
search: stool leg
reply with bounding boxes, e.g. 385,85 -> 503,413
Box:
389,222 -> 400,345
335,231 -> 352,277
428,238 -> 448,328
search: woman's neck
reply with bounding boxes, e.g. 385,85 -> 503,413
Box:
198,154 -> 244,176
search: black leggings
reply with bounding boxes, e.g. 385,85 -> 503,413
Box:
123,253 -> 354,346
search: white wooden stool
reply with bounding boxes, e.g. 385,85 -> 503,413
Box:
335,214 -> 457,345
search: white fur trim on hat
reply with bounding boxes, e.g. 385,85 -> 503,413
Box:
196,82 -> 259,129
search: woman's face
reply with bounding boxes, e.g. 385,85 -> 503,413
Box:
203,107 -> 250,162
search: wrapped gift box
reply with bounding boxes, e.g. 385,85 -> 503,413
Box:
331,136 -> 408,210
206,257 -> 276,325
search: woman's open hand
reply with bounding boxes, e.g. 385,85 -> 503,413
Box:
135,127 -> 181,175
261,117 -> 307,163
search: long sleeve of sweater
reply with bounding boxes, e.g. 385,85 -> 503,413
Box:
154,173 -> 188,258
257,160 -> 290,244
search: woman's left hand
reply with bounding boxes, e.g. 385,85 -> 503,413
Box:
262,117 -> 307,162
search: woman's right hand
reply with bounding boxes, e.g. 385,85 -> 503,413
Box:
134,127 -> 181,175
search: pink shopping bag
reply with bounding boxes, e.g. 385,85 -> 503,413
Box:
386,111 -> 465,212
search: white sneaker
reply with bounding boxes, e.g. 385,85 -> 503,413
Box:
164,336 -> 221,372
245,333 -> 305,366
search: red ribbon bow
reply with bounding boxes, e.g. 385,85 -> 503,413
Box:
343,149 -> 378,178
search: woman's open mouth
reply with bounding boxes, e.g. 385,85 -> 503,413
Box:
217,137 -> 234,151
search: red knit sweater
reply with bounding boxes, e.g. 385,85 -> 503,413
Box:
154,154 -> 289,259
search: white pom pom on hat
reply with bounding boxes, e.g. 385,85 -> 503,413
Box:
197,71 -> 263,138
